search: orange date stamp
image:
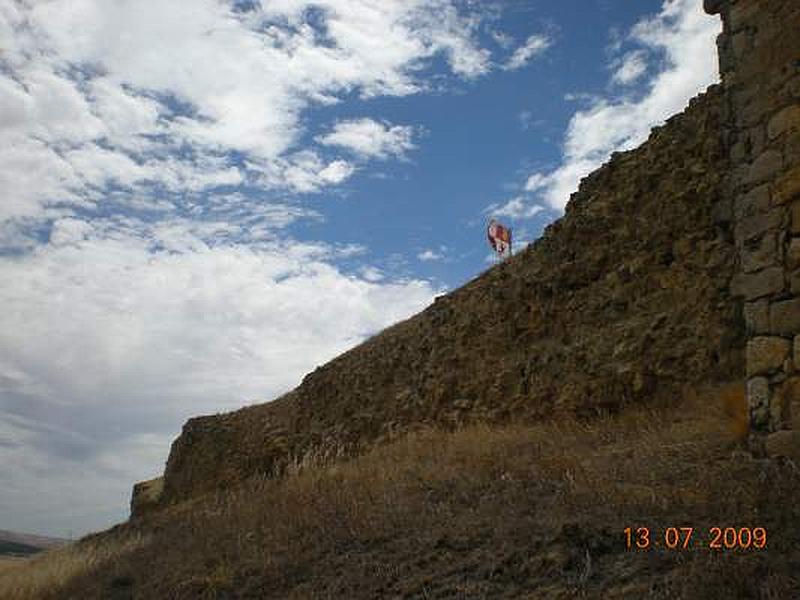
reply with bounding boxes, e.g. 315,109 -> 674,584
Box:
624,527 -> 767,550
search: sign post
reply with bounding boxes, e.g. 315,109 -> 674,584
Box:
487,218 -> 512,261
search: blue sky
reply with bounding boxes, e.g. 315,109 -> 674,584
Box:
0,0 -> 720,536
275,0 -> 717,286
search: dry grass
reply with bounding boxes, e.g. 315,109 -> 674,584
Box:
0,557 -> 27,574
7,382 -> 800,598
0,534 -> 148,600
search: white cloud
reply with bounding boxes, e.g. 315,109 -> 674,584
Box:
491,30 -> 514,49
254,150 -> 356,193
486,197 -> 545,220
317,118 -> 417,160
319,159 -> 356,184
524,173 -> 549,192
0,0 -> 495,227
359,265 -> 385,282
612,50 -> 648,85
423,1 -> 492,79
503,34 -> 551,71
417,246 -> 446,262
522,0 -> 720,210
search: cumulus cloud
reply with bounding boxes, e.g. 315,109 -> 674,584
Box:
612,50 -> 649,85
254,151 -> 357,194
0,0 -> 495,227
520,0 -> 720,212
491,30 -> 514,49
503,34 -> 551,70
318,119 -> 417,160
417,246 -> 447,262
486,197 -> 545,220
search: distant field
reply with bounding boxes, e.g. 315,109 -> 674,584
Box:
0,541 -> 41,558
0,557 -> 27,573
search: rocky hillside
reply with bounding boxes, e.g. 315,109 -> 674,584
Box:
150,84 -> 745,511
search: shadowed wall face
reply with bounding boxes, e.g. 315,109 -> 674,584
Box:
709,0 -> 800,431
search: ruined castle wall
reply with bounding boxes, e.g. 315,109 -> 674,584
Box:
708,0 -> 800,431
132,0 -> 800,517
155,86 -> 744,508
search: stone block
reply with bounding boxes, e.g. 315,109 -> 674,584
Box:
732,30 -> 752,58
788,75 -> 800,99
767,105 -> 800,139
765,430 -> 800,461
737,89 -> 775,127
783,377 -> 800,428
731,141 -> 747,162
796,335 -> 800,370
131,476 -> 164,517
735,210 -> 783,242
744,300 -> 770,334
745,150 -> 783,186
741,233 -> 778,272
717,41 -> 735,77
792,271 -> 800,295
748,376 -> 770,407
785,127 -> 800,161
729,2 -> 762,32
734,184 -> 771,218
703,0 -> 723,15
711,196 -> 733,225
747,336 -> 791,376
770,372 -> 788,386
789,238 -> 800,270
774,164 -> 800,205
748,376 -> 770,428
732,163 -> 750,189
771,382 -> 790,428
793,201 -> 800,234
770,298 -> 800,335
731,267 -> 784,300
748,124 -> 766,158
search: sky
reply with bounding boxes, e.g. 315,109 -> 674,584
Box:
0,0 -> 721,537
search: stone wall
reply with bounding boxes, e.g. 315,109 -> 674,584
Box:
133,2 -> 800,514
706,0 -> 800,432
154,87 -> 744,509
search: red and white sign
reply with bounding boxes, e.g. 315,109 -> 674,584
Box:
487,219 -> 512,258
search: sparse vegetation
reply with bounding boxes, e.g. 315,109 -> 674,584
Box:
0,558 -> 27,574
3,384 -> 798,598
0,533 -> 147,600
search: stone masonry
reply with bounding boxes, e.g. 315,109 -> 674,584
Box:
705,0 -> 800,432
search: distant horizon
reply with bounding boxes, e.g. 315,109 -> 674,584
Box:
0,529 -> 71,551
0,0 -> 721,537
